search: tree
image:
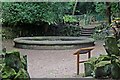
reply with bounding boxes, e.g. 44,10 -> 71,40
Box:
95,2 -> 106,16
2,2 -> 71,27
106,2 -> 111,24
72,0 -> 78,15
2,2 -> 73,35
95,2 -> 120,24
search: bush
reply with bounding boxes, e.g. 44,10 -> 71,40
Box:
91,22 -> 110,40
59,25 -> 82,36
47,24 -> 82,36
84,36 -> 120,79
0,50 -> 30,79
63,15 -> 78,23
2,27 -> 20,39
2,24 -> 82,39
2,2 -> 70,26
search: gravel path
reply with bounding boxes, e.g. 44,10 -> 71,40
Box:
2,40 -> 106,78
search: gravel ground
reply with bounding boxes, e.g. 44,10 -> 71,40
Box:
2,40 -> 106,78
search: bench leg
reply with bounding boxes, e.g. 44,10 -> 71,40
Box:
77,54 -> 79,75
88,51 -> 91,58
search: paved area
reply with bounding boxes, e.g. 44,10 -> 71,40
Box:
2,40 -> 106,78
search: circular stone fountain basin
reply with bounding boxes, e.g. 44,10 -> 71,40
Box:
13,36 -> 95,50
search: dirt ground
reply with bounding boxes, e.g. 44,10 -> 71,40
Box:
2,40 -> 106,78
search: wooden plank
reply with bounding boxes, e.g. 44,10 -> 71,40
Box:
73,47 -> 94,55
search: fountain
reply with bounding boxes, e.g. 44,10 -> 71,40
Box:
14,36 -> 95,50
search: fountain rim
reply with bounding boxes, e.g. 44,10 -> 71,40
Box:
13,36 -> 95,45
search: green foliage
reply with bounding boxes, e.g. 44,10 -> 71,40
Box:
63,15 -> 78,23
0,63 -> 2,70
87,57 -> 97,65
2,2 -> 71,26
104,36 -> 120,56
60,25 -> 82,36
4,51 -> 23,72
92,32 -> 107,40
92,17 -> 120,40
0,50 -> 30,79
111,3 -> 120,15
95,61 -> 111,68
84,62 -> 94,76
84,36 -> 120,79
94,62 -> 111,78
92,23 -> 109,40
76,2 -> 96,15
2,24 -> 82,39
96,55 -> 111,63
95,2 -> 120,17
14,68 -> 29,79
84,55 -> 111,77
1,66 -> 16,79
95,2 -> 106,16
111,61 -> 120,79
2,27 -> 20,39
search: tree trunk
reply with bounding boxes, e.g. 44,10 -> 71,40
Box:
72,0 -> 78,15
106,2 -> 111,24
44,22 -> 49,35
118,2 -> 120,17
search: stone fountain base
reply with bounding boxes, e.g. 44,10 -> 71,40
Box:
14,36 -> 95,50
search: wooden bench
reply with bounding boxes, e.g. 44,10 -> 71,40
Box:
73,47 -> 94,75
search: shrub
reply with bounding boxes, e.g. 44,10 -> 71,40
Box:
2,2 -> 70,26
46,24 -> 82,36
2,27 -> 20,39
0,50 -> 30,79
59,25 -> 82,36
92,22 -> 110,40
84,36 -> 120,79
